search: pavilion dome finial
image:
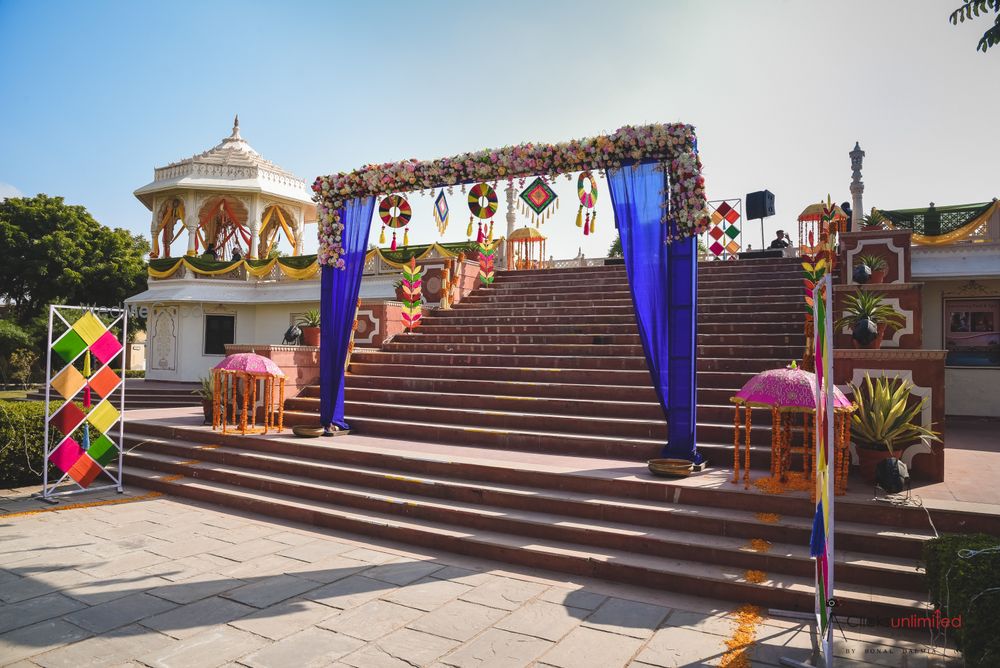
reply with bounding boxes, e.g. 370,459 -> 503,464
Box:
231,114 -> 241,139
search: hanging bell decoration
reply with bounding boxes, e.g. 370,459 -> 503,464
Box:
590,210 -> 596,232
467,216 -> 474,238
576,205 -> 583,228
379,226 -> 386,245
391,230 -> 398,251
487,220 -> 494,243
583,212 -> 590,236
476,222 -> 485,244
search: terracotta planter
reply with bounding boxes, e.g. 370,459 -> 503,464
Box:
868,268 -> 887,284
300,326 -> 320,347
201,399 -> 213,425
856,445 -> 900,483
852,323 -> 886,350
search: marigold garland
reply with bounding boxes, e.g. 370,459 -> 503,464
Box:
2,491 -> 164,519
313,123 -> 710,268
755,512 -> 781,524
719,604 -> 762,668
753,471 -> 813,495
743,569 -> 767,584
747,538 -> 773,553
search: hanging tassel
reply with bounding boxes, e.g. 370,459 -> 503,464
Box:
590,210 -> 596,232
467,216 -> 474,238
391,230 -> 398,251
83,385 -> 91,409
584,213 -> 590,236
476,222 -> 484,244
576,206 -> 583,228
379,226 -> 386,245
83,350 -> 91,378
403,227 -> 409,246
488,221 -> 494,242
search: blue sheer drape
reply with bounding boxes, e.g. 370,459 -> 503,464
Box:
320,196 -> 376,429
607,163 -> 700,462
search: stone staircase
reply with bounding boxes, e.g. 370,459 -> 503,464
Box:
120,256 -> 992,617
25,380 -> 201,410
284,258 -> 808,468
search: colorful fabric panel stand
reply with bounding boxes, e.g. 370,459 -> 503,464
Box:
478,241 -> 496,285
400,257 -> 423,331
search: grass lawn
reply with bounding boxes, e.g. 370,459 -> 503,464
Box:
0,390 -> 29,400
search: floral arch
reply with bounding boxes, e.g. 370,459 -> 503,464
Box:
311,123 -> 710,462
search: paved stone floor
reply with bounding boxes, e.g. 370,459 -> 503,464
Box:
0,487 -> 960,667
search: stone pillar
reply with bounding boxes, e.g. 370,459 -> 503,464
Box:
248,195 -> 261,259
503,182 -> 516,267
849,142 -> 865,231
293,206 -> 305,256
149,202 -> 161,258
184,192 -> 199,256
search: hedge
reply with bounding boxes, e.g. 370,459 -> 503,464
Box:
0,400 -> 52,488
924,533 -> 1000,666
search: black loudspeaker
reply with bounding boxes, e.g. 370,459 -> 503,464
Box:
746,190 -> 775,219
875,458 -> 910,494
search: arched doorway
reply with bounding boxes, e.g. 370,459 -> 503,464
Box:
259,204 -> 299,258
198,196 -> 250,260
151,198 -> 185,258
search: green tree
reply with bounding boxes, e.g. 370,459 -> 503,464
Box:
608,235 -> 622,258
0,195 -> 149,353
950,0 -> 1000,52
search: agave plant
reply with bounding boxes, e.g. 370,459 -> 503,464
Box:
191,375 -> 214,400
835,290 -> 906,333
296,309 -> 322,328
862,209 -> 886,229
849,374 -> 941,454
857,254 -> 888,272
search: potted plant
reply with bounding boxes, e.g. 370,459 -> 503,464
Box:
857,254 -> 888,284
849,374 -> 941,483
862,209 -> 885,232
296,309 -> 321,347
835,290 -> 905,349
392,278 -> 406,301
192,376 -> 214,425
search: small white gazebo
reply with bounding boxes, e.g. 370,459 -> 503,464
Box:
134,116 -> 315,261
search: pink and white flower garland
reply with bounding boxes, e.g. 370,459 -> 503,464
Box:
313,123 -> 709,268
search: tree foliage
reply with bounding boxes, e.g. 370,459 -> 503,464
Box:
950,0 -> 1000,52
0,195 -> 149,321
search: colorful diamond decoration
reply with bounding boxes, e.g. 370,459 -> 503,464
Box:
52,330 -> 87,365
708,226 -> 725,241
710,210 -> 724,224
86,433 -> 118,466
716,201 -> 733,218
724,208 -> 741,224
90,331 -> 123,366
87,400 -> 120,435
726,240 -> 741,254
51,437 -> 85,473
67,453 -> 102,486
51,402 -> 86,436
51,365 -> 86,401
519,178 -> 557,215
71,311 -> 107,346
88,365 -> 121,399
725,224 -> 741,240
709,241 -> 725,256
434,191 -> 449,222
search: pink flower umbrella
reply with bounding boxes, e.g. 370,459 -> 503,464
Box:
730,364 -> 855,492
213,352 -> 285,377
211,353 -> 285,436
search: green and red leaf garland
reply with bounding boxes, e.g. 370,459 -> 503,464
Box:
313,123 -> 710,268
478,240 -> 496,285
400,257 -> 423,331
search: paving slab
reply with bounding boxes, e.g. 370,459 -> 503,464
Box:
220,573 -> 319,608
538,586 -> 608,611
537,626 -> 645,668
407,600 -> 508,642
277,539 -> 354,563
32,624 -> 175,668
147,571 -> 248,605
320,599 -> 423,642
230,597 -> 341,640
239,627 -> 364,668
140,595 -> 256,639
633,625 -> 727,666
439,628 -> 553,668
303,574 -> 393,610
0,619 -> 92,665
0,592 -> 86,634
582,596 -> 671,639
340,628 -> 461,668
494,600 -> 585,641
137,625 -> 266,668
381,575 -> 472,612
364,559 -> 445,586
458,576 -> 547,611
63,591 -> 177,634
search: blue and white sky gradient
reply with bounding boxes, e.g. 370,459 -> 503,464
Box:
1,0 -> 996,257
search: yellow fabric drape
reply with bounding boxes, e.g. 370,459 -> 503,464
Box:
880,201 -> 999,246
148,257 -> 321,280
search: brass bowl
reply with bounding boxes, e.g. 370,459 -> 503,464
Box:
292,425 -> 325,438
647,458 -> 694,478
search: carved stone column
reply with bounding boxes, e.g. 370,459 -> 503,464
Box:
184,192 -> 199,256
149,199 -> 161,258
248,195 -> 261,259
504,182 -> 516,268
293,206 -> 305,256
849,142 -> 865,231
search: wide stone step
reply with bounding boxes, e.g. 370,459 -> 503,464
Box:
347,362 -> 758,389
125,465 -> 927,618
379,341 -> 803,360
124,447 -> 925,593
414,322 -> 639,335
351,350 -> 789,373
390,332 -> 804,347
422,313 -> 638,326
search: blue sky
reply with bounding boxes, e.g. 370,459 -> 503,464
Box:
1,0 -> 996,257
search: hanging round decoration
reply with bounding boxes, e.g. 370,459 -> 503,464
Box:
468,183 -> 498,219
577,172 -> 598,208
379,195 -> 412,228
378,195 -> 412,250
